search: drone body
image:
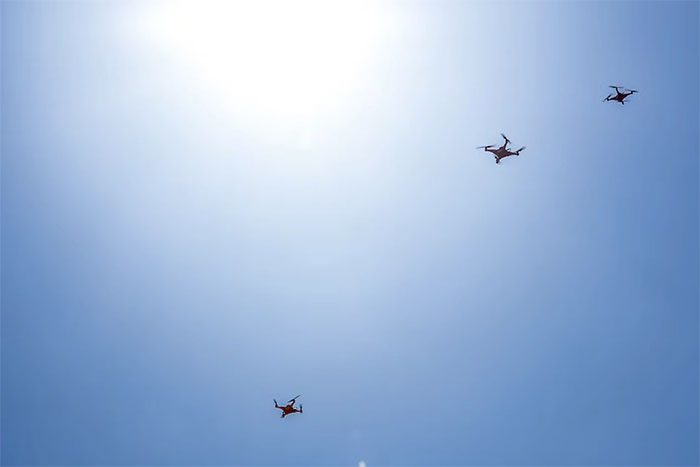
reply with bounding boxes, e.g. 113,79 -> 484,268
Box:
274,395 -> 303,418
604,85 -> 637,104
477,133 -> 526,164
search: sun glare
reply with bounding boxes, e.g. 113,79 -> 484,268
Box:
137,0 -> 394,121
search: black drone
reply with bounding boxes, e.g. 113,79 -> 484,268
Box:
603,85 -> 637,104
477,133 -> 526,164
273,395 -> 303,419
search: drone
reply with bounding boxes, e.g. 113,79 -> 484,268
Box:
603,85 -> 637,104
274,395 -> 303,418
477,133 -> 526,164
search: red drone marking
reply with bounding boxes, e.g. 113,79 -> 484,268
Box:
603,85 -> 638,105
476,133 -> 526,164
274,395 -> 303,418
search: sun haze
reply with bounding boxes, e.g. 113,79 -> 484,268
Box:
1,1 -> 698,466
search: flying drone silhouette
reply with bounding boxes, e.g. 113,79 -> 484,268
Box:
269,80 -> 645,423
274,395 -> 303,418
603,85 -> 637,104
477,133 -> 526,164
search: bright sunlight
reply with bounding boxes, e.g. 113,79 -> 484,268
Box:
136,0 -> 396,121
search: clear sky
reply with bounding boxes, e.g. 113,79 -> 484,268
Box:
2,1 -> 698,466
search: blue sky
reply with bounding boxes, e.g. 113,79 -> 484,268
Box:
2,1 -> 698,465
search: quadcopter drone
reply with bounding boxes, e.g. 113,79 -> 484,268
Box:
477,133 -> 526,164
603,85 -> 637,104
274,395 -> 303,418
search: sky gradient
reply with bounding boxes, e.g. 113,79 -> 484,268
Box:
2,1 -> 698,465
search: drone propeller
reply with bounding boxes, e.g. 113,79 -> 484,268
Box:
515,146 -> 526,153
476,145 -> 493,149
628,89 -> 638,93
288,395 -> 301,403
609,85 -> 622,89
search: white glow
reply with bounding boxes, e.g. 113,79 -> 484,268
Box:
136,0 -> 394,120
